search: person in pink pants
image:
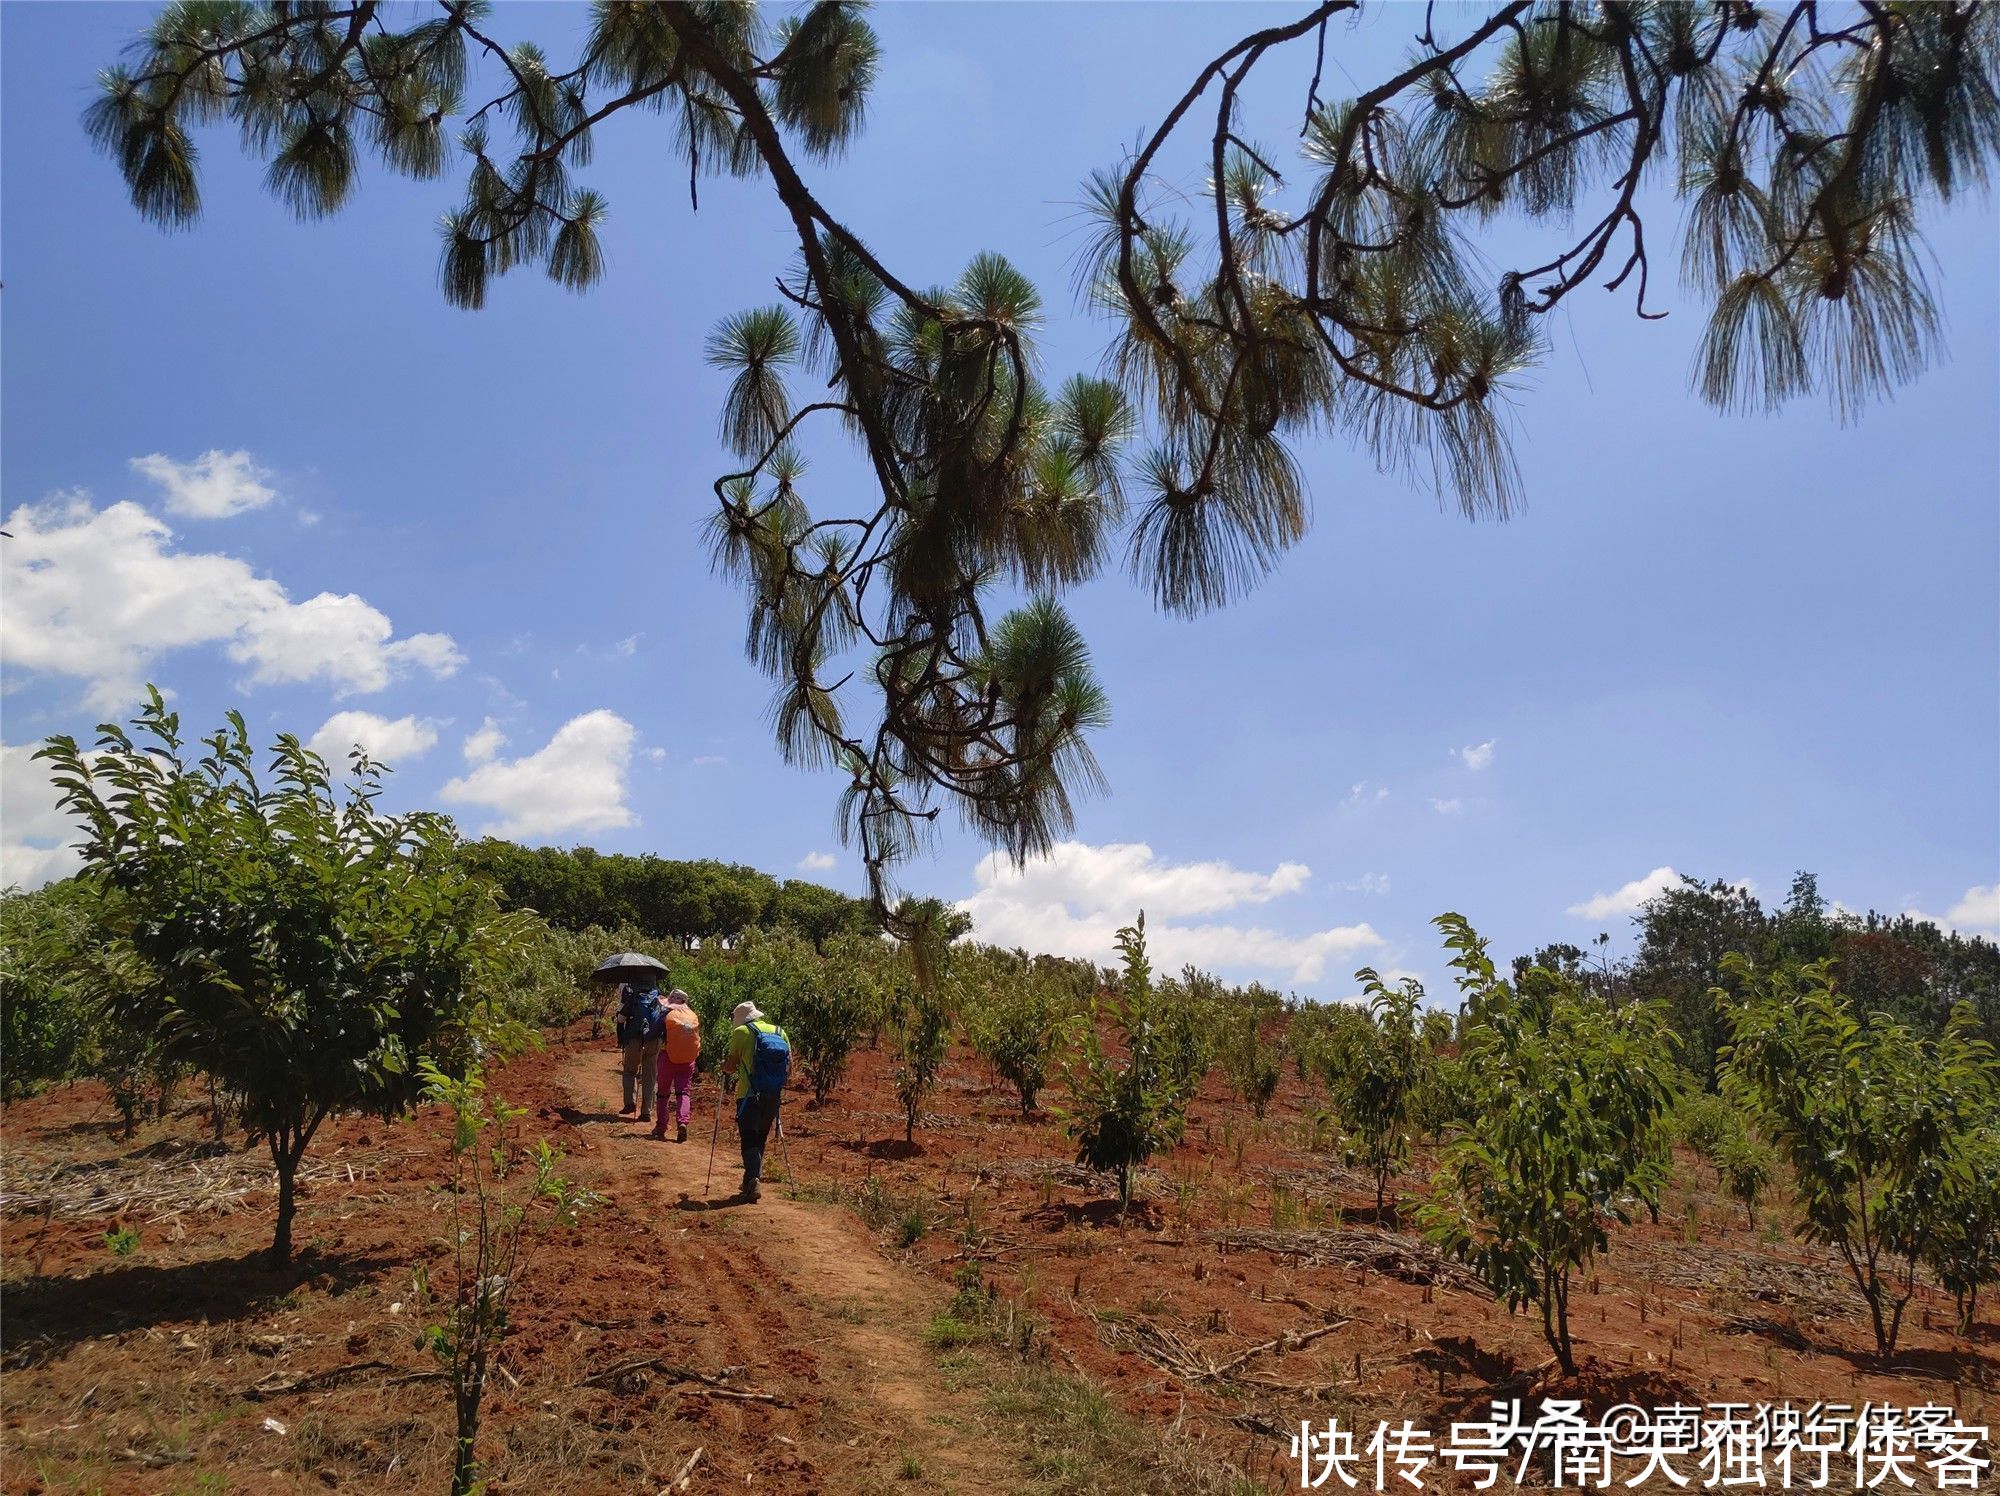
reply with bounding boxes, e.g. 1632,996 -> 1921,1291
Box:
652,989 -> 701,1142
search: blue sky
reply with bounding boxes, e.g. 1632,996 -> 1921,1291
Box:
5,3 -> 1996,996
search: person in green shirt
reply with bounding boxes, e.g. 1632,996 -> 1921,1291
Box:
720,1001 -> 790,1202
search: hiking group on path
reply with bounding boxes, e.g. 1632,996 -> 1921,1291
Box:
614,978 -> 791,1204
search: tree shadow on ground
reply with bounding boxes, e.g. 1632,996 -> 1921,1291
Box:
1,1244 -> 399,1368
1022,1198 -> 1161,1231
672,1193 -> 754,1213
833,1137 -> 926,1162
548,1104 -> 628,1127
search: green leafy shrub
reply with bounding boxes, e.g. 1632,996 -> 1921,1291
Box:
962,954 -> 1086,1115
1214,980 -> 1285,1118
1723,956 -> 1994,1354
1338,969 -> 1433,1218
1064,914 -> 1192,1214
786,933 -> 885,1104
1717,1131 -> 1774,1227
1420,914 -> 1679,1375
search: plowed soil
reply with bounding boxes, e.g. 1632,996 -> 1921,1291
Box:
4,1026 -> 1994,1494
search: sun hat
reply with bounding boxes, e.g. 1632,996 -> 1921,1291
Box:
665,988 -> 691,1006
732,1001 -> 764,1025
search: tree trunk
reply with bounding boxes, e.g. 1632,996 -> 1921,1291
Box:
270,1135 -> 300,1267
1864,1284 -> 1893,1356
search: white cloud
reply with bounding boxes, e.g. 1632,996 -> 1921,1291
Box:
1904,884 -> 2000,942
1346,781 -> 1389,807
130,449 -> 277,519
1,494 -> 462,710
2,742 -> 85,890
1430,797 -> 1463,815
1457,739 -> 1496,771
691,754 -> 727,768
957,841 -> 1380,985
1567,865 -> 1680,921
462,719 -> 507,765
1337,872 -> 1391,895
615,633 -> 641,658
798,852 -> 838,873
306,711 -> 440,768
644,746 -> 668,763
1948,884 -> 2000,932
440,710 -> 635,840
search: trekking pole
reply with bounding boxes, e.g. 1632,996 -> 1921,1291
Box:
702,1085 -> 726,1200
776,1097 -> 796,1193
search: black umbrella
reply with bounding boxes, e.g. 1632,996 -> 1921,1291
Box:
591,951 -> 669,985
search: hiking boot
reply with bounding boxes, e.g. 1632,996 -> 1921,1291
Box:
637,1111 -> 651,1124
741,1174 -> 761,1203
618,1104 -> 636,1117
676,1123 -> 688,1143
650,1122 -> 667,1139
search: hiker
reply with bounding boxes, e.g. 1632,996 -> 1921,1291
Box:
615,979 -> 667,1121
651,989 -> 701,1143
720,1000 -> 790,1202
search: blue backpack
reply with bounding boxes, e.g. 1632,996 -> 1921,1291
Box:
619,985 -> 665,1044
747,1021 -> 791,1096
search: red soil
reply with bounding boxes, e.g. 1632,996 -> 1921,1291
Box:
3,1028 -> 1992,1493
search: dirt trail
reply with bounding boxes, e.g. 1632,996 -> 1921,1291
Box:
557,1049 -> 1016,1493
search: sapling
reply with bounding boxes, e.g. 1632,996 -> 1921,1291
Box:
414,1060 -> 597,1496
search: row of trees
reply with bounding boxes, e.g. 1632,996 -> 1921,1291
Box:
11,699 -> 1998,1381
464,840 -> 873,952
1566,871 -> 2000,1086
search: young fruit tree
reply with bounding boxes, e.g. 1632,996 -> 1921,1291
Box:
1339,968 -> 1434,1221
1926,1120 -> 2000,1336
1419,915 -> 1679,1376
960,953 -> 1086,1117
39,691 -> 525,1265
789,932 -> 889,1105
1722,955 -> 1995,1354
1064,914 -> 1194,1215
1211,975 -> 1285,1119
414,1060 -> 597,1496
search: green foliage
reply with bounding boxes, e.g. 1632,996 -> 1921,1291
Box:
465,840 -> 869,951
888,963 -> 950,1145
0,881 -> 108,1099
1722,956 -> 1994,1354
1421,915 -> 1679,1375
1716,1131 -> 1775,1229
104,1225 -> 140,1257
40,691 -> 523,1264
1926,1120 -> 2000,1336
414,1060 -> 597,1496
485,917 -> 615,1036
961,951 -> 1089,1116
1337,969 -> 1434,1218
1063,914 -> 1193,1213
1673,1088 -> 1743,1168
1211,978 -> 1284,1119
0,878 -> 182,1130
779,931 -> 885,1104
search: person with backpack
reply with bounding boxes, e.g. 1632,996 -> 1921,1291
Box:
651,989 -> 701,1143
720,1000 -> 790,1202
615,980 -> 667,1122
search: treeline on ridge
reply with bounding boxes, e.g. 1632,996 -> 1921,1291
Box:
461,839 -> 876,952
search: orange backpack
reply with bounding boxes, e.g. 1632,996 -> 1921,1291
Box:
662,1004 -> 702,1064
